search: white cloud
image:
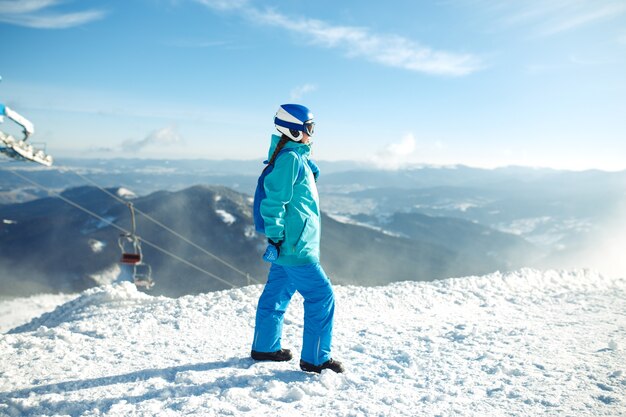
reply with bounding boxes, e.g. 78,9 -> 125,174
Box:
0,0 -> 106,29
539,2 -> 626,36
290,84 -> 317,101
194,0 -> 248,11
0,0 -> 57,14
1,10 -> 107,29
483,0 -> 626,37
122,126 -> 183,151
249,9 -> 482,76
372,133 -> 418,170
369,134 -> 455,169
194,1 -> 482,76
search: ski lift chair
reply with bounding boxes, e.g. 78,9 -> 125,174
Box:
118,202 -> 155,290
133,263 -> 154,289
118,233 -> 155,290
119,233 -> 143,264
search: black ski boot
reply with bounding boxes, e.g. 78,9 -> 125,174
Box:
299,359 -> 344,373
251,348 -> 293,362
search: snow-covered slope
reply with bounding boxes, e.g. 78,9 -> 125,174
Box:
0,293 -> 78,333
0,269 -> 624,417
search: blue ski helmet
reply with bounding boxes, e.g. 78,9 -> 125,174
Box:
274,104 -> 315,141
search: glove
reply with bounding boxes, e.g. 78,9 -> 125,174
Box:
263,239 -> 282,263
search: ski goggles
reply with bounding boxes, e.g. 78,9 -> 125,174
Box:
304,121 -> 315,136
275,117 -> 315,137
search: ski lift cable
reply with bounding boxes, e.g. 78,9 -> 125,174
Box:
60,166 -> 262,284
2,167 -> 238,289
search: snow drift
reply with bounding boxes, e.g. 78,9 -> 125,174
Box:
0,269 -> 624,417
0,293 -> 78,334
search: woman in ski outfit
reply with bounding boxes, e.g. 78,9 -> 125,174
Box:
251,104 -> 343,374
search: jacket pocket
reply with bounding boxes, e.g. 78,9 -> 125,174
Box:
295,218 -> 318,256
283,217 -> 307,255
293,218 -> 309,252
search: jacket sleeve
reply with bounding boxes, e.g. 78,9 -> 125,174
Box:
308,159 -> 320,182
260,152 -> 300,242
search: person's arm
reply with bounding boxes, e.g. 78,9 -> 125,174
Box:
308,159 -> 320,182
260,152 -> 300,243
4,106 -> 35,138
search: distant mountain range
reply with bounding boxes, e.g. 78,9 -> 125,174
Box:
0,158 -> 368,204
0,184 -> 538,297
2,159 -> 624,292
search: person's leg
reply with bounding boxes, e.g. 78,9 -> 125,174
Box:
252,263 -> 297,353
285,263 -> 335,365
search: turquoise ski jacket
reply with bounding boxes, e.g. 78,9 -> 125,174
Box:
261,134 -> 321,266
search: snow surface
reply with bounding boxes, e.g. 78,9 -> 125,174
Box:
0,293 -> 78,334
215,209 -> 236,225
88,239 -> 106,253
243,225 -> 256,240
116,188 -> 137,199
0,269 -> 625,417
325,213 -> 404,238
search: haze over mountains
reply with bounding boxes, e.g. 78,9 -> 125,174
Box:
1,158 -> 624,297
0,184 -> 536,297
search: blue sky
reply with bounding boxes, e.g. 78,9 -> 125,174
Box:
1,0 -> 625,170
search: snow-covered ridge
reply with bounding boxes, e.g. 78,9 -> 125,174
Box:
116,187 -> 137,199
0,293 -> 78,334
88,238 -> 106,253
7,282 -> 156,335
326,212 -> 405,237
1,269 -> 624,417
215,209 -> 236,225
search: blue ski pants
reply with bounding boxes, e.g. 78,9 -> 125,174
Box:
252,263 -> 335,366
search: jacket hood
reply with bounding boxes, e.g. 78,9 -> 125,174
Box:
266,134 -> 311,161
